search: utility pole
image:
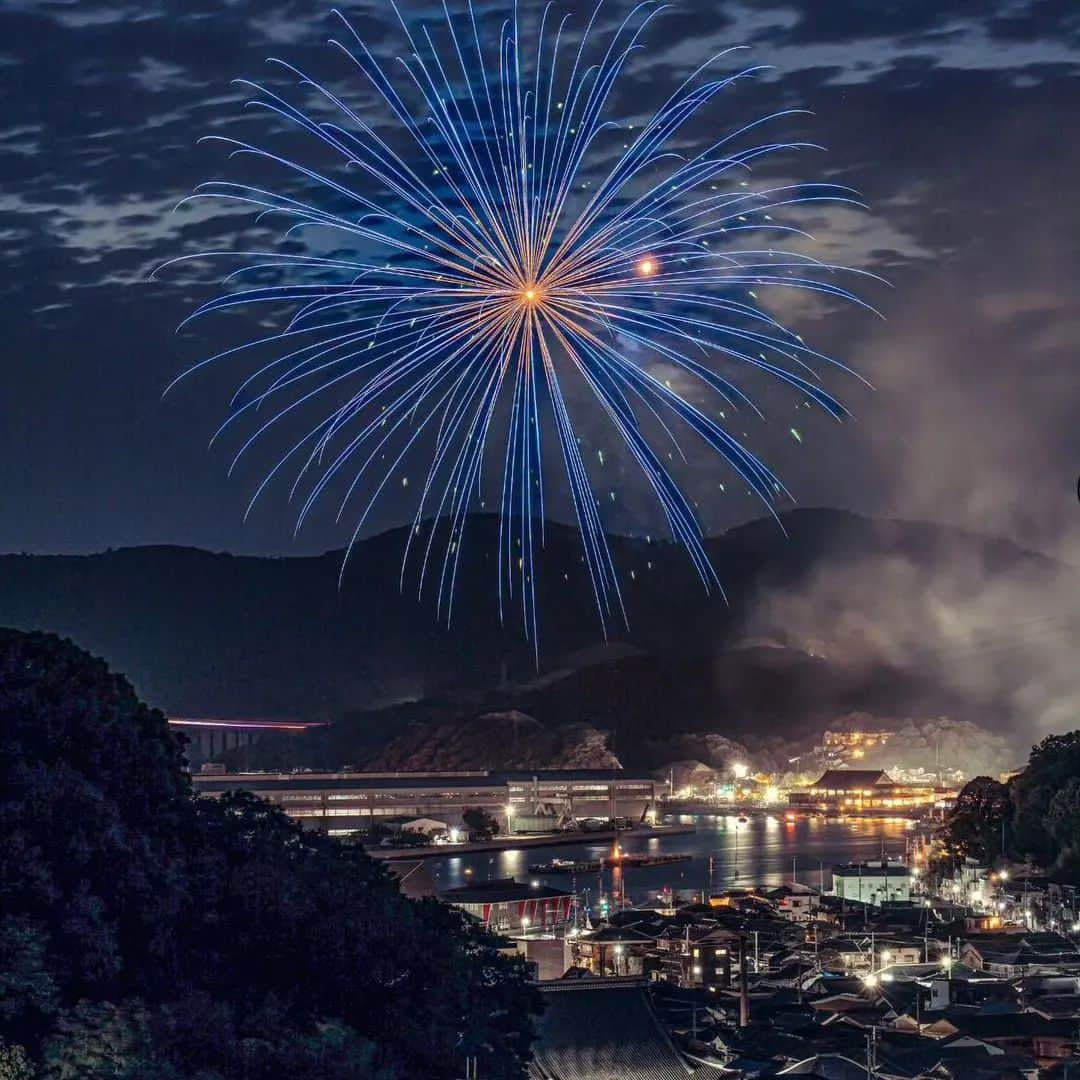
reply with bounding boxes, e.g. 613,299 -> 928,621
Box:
739,935 -> 750,1028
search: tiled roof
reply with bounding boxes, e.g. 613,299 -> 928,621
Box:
776,1054 -> 873,1078
192,767 -> 652,793
529,980 -> 695,1079
810,770 -> 893,789
830,863 -> 909,878
439,877 -> 573,904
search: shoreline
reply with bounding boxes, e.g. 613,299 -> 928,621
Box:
371,823 -> 698,861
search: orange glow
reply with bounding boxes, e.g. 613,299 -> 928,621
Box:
637,257 -> 657,276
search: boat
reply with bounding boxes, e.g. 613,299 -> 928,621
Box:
528,858 -> 602,873
603,852 -> 692,870
528,852 -> 692,874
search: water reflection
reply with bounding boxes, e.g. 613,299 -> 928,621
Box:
425,815 -> 913,905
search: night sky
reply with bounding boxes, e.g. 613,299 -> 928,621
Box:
2,0 -> 1078,560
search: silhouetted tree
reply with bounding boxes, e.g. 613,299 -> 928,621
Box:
462,806 -> 499,839
1011,732 -> 1080,866
0,630 -> 539,1078
944,776 -> 1010,864
1046,777 -> 1080,870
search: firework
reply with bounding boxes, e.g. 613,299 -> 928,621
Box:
161,1 -> 874,648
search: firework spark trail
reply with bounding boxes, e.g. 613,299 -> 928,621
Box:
159,0 -> 878,654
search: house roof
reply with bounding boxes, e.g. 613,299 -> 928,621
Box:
831,863 -> 910,879
192,767 -> 652,794
776,1054 -> 873,1078
528,980 -> 695,1079
439,877 -> 574,904
578,925 -> 657,945
963,930 -> 1080,967
810,770 -> 894,789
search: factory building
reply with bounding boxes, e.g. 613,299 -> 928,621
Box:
191,768 -> 657,836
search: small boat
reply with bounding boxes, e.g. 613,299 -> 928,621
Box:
529,858 -> 602,873
602,852 -> 692,870
529,852 -> 692,874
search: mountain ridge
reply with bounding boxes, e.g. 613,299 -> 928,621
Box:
0,508 -> 1068,765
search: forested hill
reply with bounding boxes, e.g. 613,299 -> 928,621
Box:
0,508 -> 1065,732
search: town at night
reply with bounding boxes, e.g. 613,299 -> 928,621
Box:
2,0 -> 1079,1077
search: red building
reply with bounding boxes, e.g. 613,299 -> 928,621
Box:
439,877 -> 575,935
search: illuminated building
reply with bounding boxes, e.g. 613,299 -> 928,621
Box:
439,877 -> 575,935
829,860 -> 912,906
192,768 -> 657,835
786,769 -> 950,813
821,730 -> 892,753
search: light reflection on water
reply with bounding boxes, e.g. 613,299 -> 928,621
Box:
425,815 -> 914,905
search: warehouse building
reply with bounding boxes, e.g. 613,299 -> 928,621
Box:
191,768 -> 657,835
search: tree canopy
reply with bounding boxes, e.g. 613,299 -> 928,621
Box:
0,629 -> 539,1078
943,776 -> 1010,864
942,733 -> 1080,878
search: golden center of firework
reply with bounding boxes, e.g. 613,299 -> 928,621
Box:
519,282 -> 545,307
637,257 -> 657,277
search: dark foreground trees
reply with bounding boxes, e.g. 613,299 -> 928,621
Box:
0,630 -> 539,1078
943,733 -> 1080,879
943,775 -> 1010,864
462,807 -> 499,840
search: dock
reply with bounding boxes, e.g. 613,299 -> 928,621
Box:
371,822 -> 697,861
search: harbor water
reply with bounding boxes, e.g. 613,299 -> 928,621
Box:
425,813 -> 917,906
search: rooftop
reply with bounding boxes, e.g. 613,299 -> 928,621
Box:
439,877 -> 574,904
529,980 -> 693,1080
810,770 -> 894,790
190,767 -> 652,793
831,862 -> 910,878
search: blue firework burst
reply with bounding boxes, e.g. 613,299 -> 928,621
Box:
160,1 -> 876,649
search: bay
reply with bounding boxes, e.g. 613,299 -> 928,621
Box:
423,814 -> 917,906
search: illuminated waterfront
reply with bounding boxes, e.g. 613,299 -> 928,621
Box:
426,814 -> 916,905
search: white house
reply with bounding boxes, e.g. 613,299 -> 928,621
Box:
830,860 -> 912,906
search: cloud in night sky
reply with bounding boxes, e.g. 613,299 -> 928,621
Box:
0,0 -> 1077,560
